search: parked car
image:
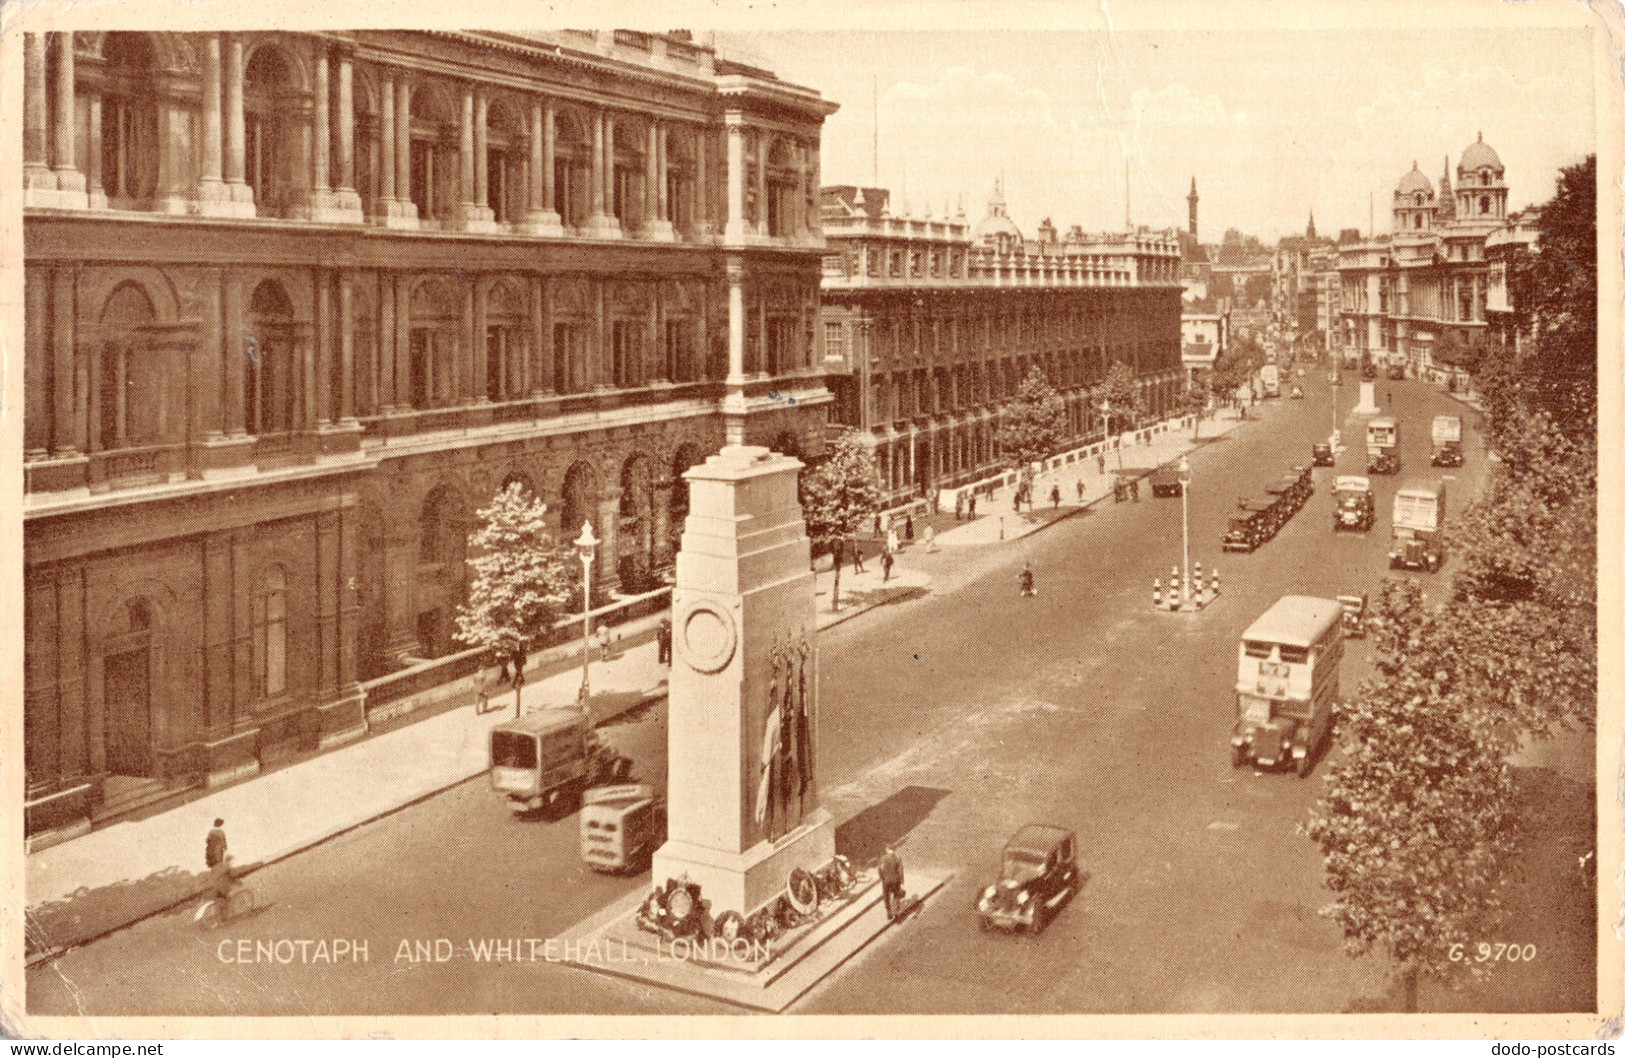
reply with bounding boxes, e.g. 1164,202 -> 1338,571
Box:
1311,442 -> 1335,467
1332,475 -> 1375,532
977,824 -> 1080,934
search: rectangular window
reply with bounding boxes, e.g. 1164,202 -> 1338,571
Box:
409,330 -> 431,409
824,321 -> 845,362
553,323 -> 572,393
612,321 -> 633,388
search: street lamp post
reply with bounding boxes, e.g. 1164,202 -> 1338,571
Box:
574,520 -> 599,702
1178,456 -> 1192,607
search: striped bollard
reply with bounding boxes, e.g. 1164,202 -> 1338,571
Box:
1210,567 -> 1220,597
1194,568 -> 1205,608
1169,567 -> 1181,611
1152,578 -> 1162,609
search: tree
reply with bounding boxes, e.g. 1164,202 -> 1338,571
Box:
1510,154 -> 1596,439
799,430 -> 883,613
455,482 -> 576,666
1307,579 -> 1519,1011
1096,360 -> 1145,436
995,366 -> 1066,478
1182,370 -> 1212,438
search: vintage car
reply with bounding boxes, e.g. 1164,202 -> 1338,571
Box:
1223,497 -> 1274,552
1149,465 -> 1183,498
977,824 -> 1079,934
1332,475 -> 1375,532
1337,594 -> 1369,639
1311,442 -> 1335,467
1290,385 -> 1304,400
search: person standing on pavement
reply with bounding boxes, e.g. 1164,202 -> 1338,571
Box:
881,549 -> 895,583
1050,483 -> 1062,509
1097,453 -> 1106,476
955,493 -> 965,521
596,624 -> 612,661
923,525 -> 937,553
879,845 -> 906,921
886,526 -> 899,557
206,818 -> 228,870
1076,479 -> 1085,503
904,513 -> 914,541
968,492 -> 977,517
656,618 -> 673,665
851,540 -> 865,574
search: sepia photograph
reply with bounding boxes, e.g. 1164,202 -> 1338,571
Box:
4,0 -> 1619,1038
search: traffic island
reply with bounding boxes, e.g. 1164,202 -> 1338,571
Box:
1151,565 -> 1223,613
548,868 -> 950,1012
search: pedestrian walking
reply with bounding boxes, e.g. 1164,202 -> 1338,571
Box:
596,624 -> 612,661
924,525 -> 937,553
476,682 -> 491,714
881,550 -> 894,583
879,845 -> 906,921
495,657 -> 512,687
1097,453 -> 1106,475
851,540 -> 866,574
968,493 -> 977,517
955,493 -> 965,521
1013,489 -> 1022,513
904,513 -> 914,540
886,526 -> 899,557
656,617 -> 673,665
1131,478 -> 1140,502
874,513 -> 883,537
1050,484 -> 1062,509
1019,562 -> 1036,597
1076,479 -> 1085,503
206,818 -> 228,870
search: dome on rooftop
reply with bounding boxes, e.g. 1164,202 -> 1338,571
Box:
1396,162 -> 1434,198
1458,132 -> 1504,176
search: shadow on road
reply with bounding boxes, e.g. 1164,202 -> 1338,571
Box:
835,785 -> 952,868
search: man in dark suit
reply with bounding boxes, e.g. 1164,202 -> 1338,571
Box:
879,845 -> 905,921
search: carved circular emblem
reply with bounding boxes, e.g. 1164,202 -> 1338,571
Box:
679,602 -> 736,674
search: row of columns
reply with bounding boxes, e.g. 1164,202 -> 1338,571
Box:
23,31 -> 822,245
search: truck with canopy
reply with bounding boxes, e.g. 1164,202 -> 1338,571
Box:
1390,480 -> 1447,572
1366,416 -> 1401,475
1430,415 -> 1464,467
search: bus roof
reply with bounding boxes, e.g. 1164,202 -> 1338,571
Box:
1368,416 -> 1397,429
492,707 -> 587,738
1242,596 -> 1343,648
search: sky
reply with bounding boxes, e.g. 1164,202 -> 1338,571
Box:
724,20 -> 1597,243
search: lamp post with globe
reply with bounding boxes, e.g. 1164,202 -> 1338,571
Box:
574,520 -> 599,701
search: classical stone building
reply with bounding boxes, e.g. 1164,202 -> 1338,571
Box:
22,29 -> 837,835
1338,135 -> 1512,376
819,183 -> 1183,505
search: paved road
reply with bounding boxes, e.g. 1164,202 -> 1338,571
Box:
30,371 -> 1590,1017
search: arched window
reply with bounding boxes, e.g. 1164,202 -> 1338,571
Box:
244,45 -> 305,219
253,566 -> 288,699
1479,196 -> 1490,215
485,100 -> 526,226
97,282 -> 159,451
1414,214 -> 1422,229
245,280 -> 296,434
553,110 -> 590,229
99,33 -> 160,207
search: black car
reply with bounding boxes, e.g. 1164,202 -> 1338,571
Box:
1150,465 -> 1183,498
1311,442 -> 1335,467
977,824 -> 1079,934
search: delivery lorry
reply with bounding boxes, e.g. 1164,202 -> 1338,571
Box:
1430,415 -> 1464,467
1260,364 -> 1281,399
1389,480 -> 1447,572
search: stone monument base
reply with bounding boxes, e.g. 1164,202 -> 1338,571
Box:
551,865 -> 950,1011
652,807 -> 835,922
1353,380 -> 1379,414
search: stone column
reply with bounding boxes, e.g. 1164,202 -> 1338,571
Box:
645,120 -> 673,241
50,268 -> 78,457
47,34 -> 84,201
85,94 -> 106,209
694,124 -> 708,236
724,113 -> 746,243
587,111 -> 620,237
394,274 -> 412,408
377,75 -> 395,215
542,100 -> 557,212
23,34 -> 56,195
589,110 -> 607,223
338,273 -> 356,422
25,271 -> 50,459
457,86 -> 477,227
196,34 -> 230,211
311,48 -> 332,211
472,278 -> 489,402
387,80 -> 417,227
335,53 -> 359,214
222,36 -> 251,208
222,273 -> 246,435
793,140 -> 808,241
754,130 -> 768,236
377,270 -> 395,411
474,92 -> 489,210
807,136 -> 821,239
521,98 -> 562,235
533,275 -> 552,394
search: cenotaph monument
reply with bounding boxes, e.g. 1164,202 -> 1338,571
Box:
1353,379 -> 1379,414
651,444 -> 835,917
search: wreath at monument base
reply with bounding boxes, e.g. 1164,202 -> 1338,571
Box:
636,857 -> 863,948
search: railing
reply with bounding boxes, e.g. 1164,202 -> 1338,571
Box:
100,445 -> 165,484
360,585 -> 673,717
